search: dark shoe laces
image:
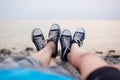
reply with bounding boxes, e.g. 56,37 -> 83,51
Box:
74,33 -> 83,47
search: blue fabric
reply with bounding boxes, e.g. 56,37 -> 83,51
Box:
0,68 -> 76,80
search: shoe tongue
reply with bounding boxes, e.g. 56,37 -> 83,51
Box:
63,36 -> 71,47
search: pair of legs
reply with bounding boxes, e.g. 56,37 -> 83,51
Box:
32,24 -> 120,80
33,41 -> 107,80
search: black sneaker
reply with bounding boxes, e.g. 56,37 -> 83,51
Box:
32,28 -> 45,51
60,29 -> 72,61
72,27 -> 85,47
47,24 -> 60,58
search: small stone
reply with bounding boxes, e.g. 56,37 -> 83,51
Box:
25,47 -> 34,51
108,50 -> 116,54
112,55 -> 120,58
0,49 -> 11,55
95,51 -> 103,54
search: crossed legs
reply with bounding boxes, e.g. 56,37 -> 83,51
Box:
33,41 -> 120,79
32,26 -> 120,80
33,41 -> 57,67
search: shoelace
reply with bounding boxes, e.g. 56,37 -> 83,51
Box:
34,37 -> 45,49
74,33 -> 83,47
62,37 -> 71,59
47,30 -> 58,42
63,37 -> 70,48
62,47 -> 70,59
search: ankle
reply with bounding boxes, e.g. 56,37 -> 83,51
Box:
47,41 -> 55,52
48,41 -> 55,46
71,43 -> 79,48
67,53 -> 80,68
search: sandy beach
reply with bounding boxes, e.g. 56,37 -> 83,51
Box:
0,20 -> 120,79
0,20 -> 120,53
0,0 -> 120,79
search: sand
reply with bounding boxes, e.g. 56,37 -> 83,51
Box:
0,20 -> 120,53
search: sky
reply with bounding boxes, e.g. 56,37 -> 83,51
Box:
0,0 -> 120,20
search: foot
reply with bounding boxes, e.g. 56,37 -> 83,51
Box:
47,24 -> 60,58
60,30 -> 72,61
72,27 -> 85,47
32,28 -> 45,51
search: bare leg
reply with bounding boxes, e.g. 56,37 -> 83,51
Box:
32,41 -> 55,67
49,58 -> 57,66
67,43 -> 109,80
31,25 -> 60,67
111,65 -> 120,70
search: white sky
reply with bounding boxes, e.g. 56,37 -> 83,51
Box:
0,0 -> 120,20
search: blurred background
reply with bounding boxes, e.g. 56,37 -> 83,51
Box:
0,0 -> 120,53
